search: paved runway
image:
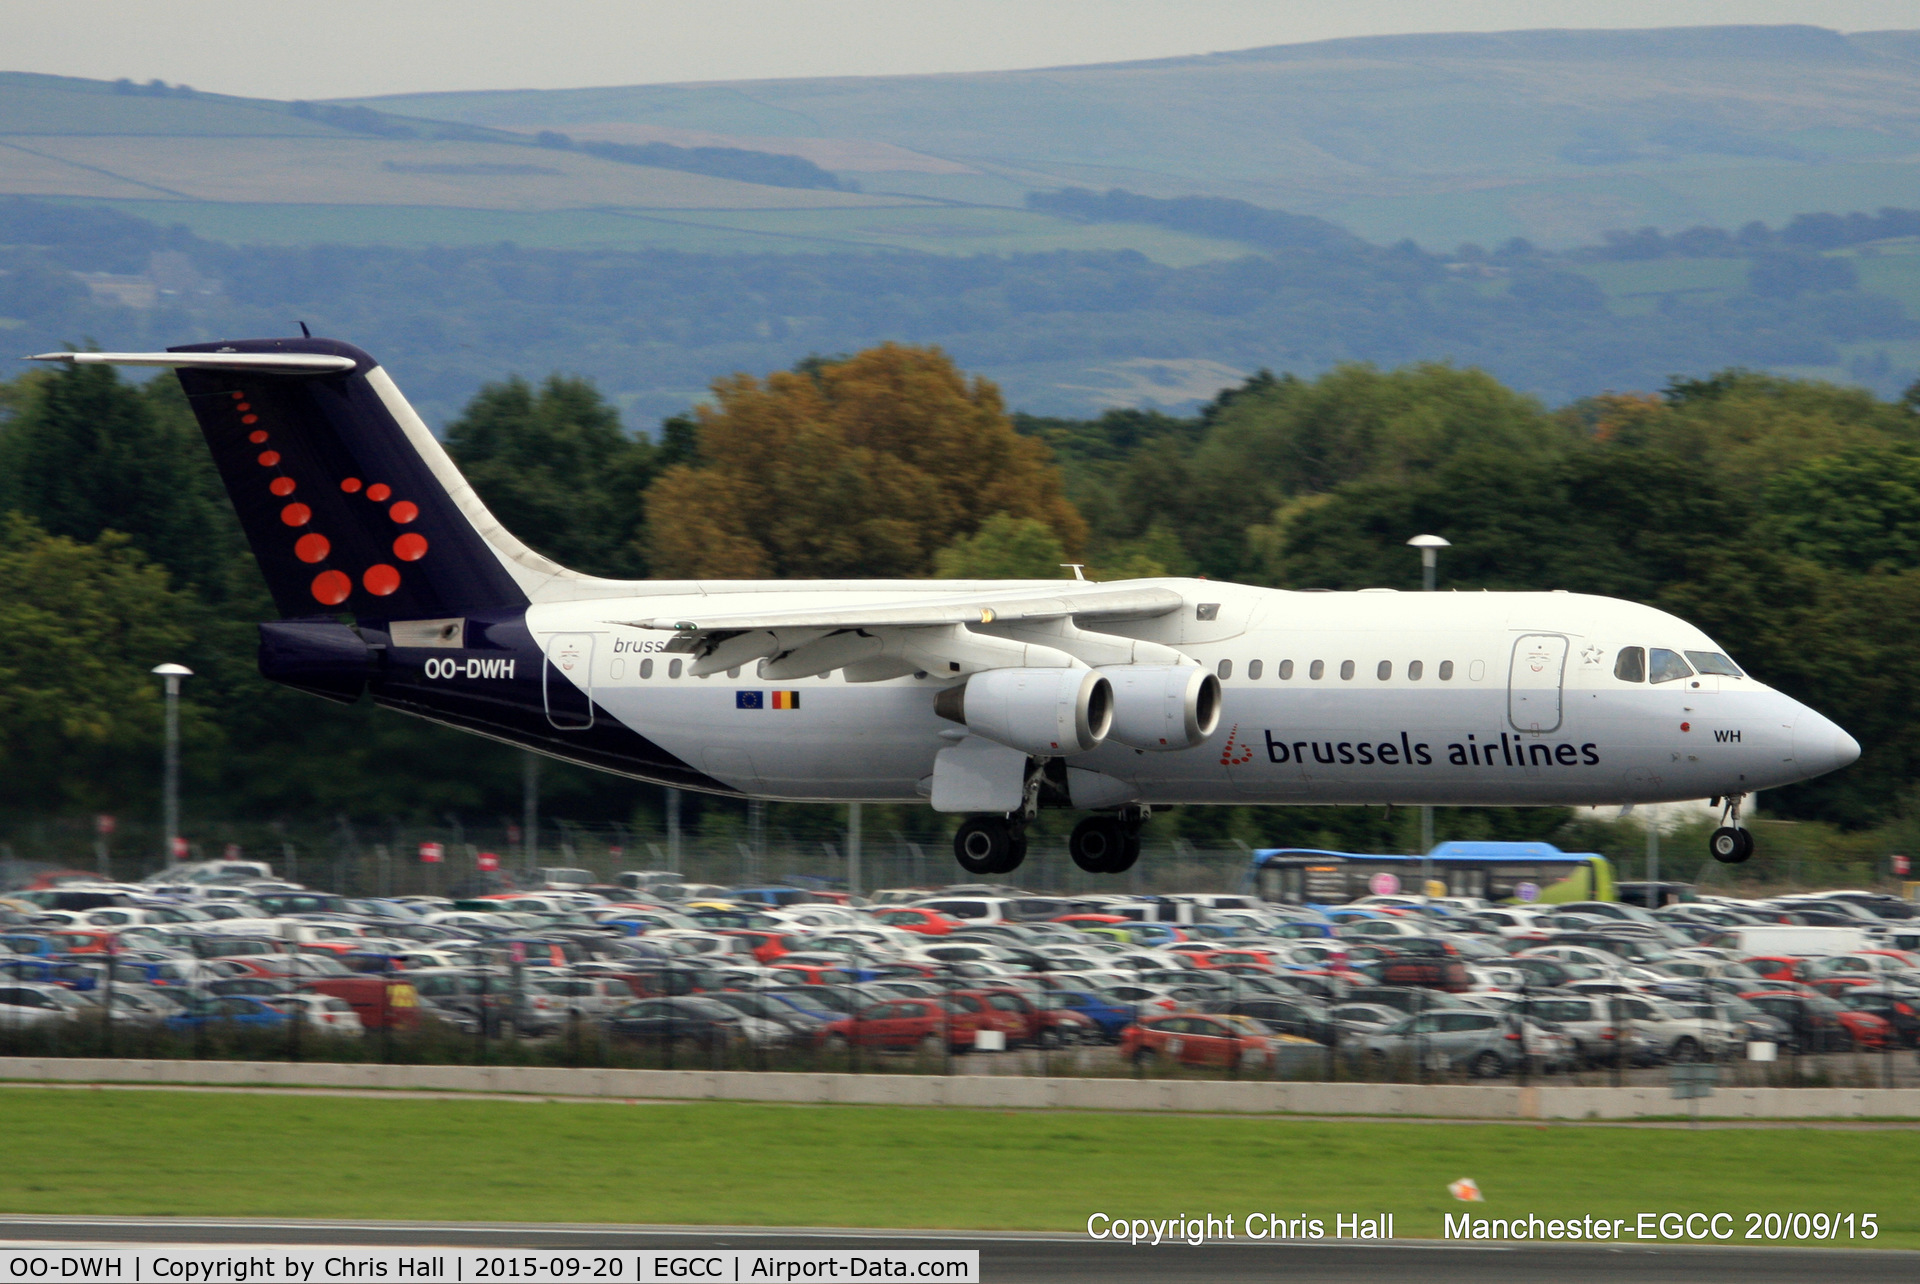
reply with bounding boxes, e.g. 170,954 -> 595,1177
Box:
3,1217 -> 1916,1282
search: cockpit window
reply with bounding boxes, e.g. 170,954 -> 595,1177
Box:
1613,647 -> 1646,683
1685,651 -> 1743,678
1649,648 -> 1694,684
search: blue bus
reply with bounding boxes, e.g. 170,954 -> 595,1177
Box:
1248,841 -> 1615,908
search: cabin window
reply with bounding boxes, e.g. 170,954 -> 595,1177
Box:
1340,660 -> 1355,680
1377,660 -> 1392,681
640,658 -> 654,679
1613,646 -> 1646,683
1247,659 -> 1263,680
1309,660 -> 1325,680
1408,660 -> 1423,680
1649,648 -> 1693,684
1685,650 -> 1743,678
1438,660 -> 1455,681
1218,659 -> 1233,679
1278,660 -> 1295,680
728,666 -> 741,679
669,659 -> 684,679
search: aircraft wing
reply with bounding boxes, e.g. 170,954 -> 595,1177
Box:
618,582 -> 1188,681
625,583 -> 1182,636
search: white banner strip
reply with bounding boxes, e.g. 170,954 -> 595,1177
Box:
0,1248 -> 981,1284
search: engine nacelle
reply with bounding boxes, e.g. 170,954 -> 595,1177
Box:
934,667 -> 1113,756
1099,664 -> 1221,751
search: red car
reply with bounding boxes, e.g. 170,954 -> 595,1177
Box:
870,908 -> 961,936
1119,1013 -> 1275,1071
818,998 -> 986,1053
1741,989 -> 1891,1051
1052,913 -> 1131,931
947,988 -> 1096,1047
714,929 -> 798,964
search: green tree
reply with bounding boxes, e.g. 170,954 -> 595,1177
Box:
0,517 -> 203,814
443,374 -> 656,578
0,362 -> 237,594
1764,445 -> 1920,575
1094,364 -> 1573,579
934,515 -> 1068,579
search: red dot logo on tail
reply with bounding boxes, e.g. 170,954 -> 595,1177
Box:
311,570 -> 351,606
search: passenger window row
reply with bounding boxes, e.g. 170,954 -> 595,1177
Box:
611,659 -> 752,680
1218,658 -> 1458,682
1612,646 -> 1743,684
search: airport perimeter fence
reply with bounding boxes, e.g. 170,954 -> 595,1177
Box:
0,814 -> 1260,898
0,967 -> 1914,1094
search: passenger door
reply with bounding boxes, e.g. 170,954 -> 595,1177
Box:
544,633 -> 596,730
1508,634 -> 1569,734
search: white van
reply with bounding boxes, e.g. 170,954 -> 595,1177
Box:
1709,925 -> 1872,957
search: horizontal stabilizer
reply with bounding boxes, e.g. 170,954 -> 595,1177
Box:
30,351 -> 358,374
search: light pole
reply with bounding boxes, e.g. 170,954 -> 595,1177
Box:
151,663 -> 192,866
847,802 -> 863,899
1405,537 -> 1449,895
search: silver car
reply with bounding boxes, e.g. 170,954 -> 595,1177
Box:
1353,1008 -> 1571,1078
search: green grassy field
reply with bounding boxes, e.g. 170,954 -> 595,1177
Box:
0,1090 -> 1915,1245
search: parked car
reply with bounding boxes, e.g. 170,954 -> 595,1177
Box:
605,996 -> 763,1048
1119,1013 -> 1278,1072
1352,1008 -> 1571,1077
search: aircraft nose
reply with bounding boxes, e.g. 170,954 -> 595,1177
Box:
1792,706 -> 1861,777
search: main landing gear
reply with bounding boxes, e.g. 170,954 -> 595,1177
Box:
1069,810 -> 1144,875
954,815 -> 1027,876
1708,793 -> 1754,864
950,807 -> 1149,876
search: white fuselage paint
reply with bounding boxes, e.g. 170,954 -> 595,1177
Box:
520,579 -> 1857,807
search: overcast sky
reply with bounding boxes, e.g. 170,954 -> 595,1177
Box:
4,1 -> 1914,101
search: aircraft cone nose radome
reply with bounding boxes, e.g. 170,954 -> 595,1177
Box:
1794,707 -> 1861,777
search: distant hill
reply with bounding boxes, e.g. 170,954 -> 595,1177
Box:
349,24 -> 1920,249
0,70 -> 1248,263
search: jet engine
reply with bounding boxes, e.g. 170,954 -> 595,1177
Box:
934,667 -> 1113,756
1098,665 -> 1221,751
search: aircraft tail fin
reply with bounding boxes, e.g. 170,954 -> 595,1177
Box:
34,338 -> 565,620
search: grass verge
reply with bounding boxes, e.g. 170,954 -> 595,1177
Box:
0,1089 -> 1916,1246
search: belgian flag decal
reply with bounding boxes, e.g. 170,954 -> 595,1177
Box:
737,691 -> 801,710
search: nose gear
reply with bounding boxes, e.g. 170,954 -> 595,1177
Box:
1708,793 -> 1754,863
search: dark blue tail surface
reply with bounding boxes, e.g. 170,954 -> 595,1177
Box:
171,337 -> 528,621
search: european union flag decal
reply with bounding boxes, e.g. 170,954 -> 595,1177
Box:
736,690 -> 764,709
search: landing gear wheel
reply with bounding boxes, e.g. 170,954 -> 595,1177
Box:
1709,826 -> 1754,864
1070,816 -> 1128,873
954,816 -> 1024,875
1108,830 -> 1142,874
